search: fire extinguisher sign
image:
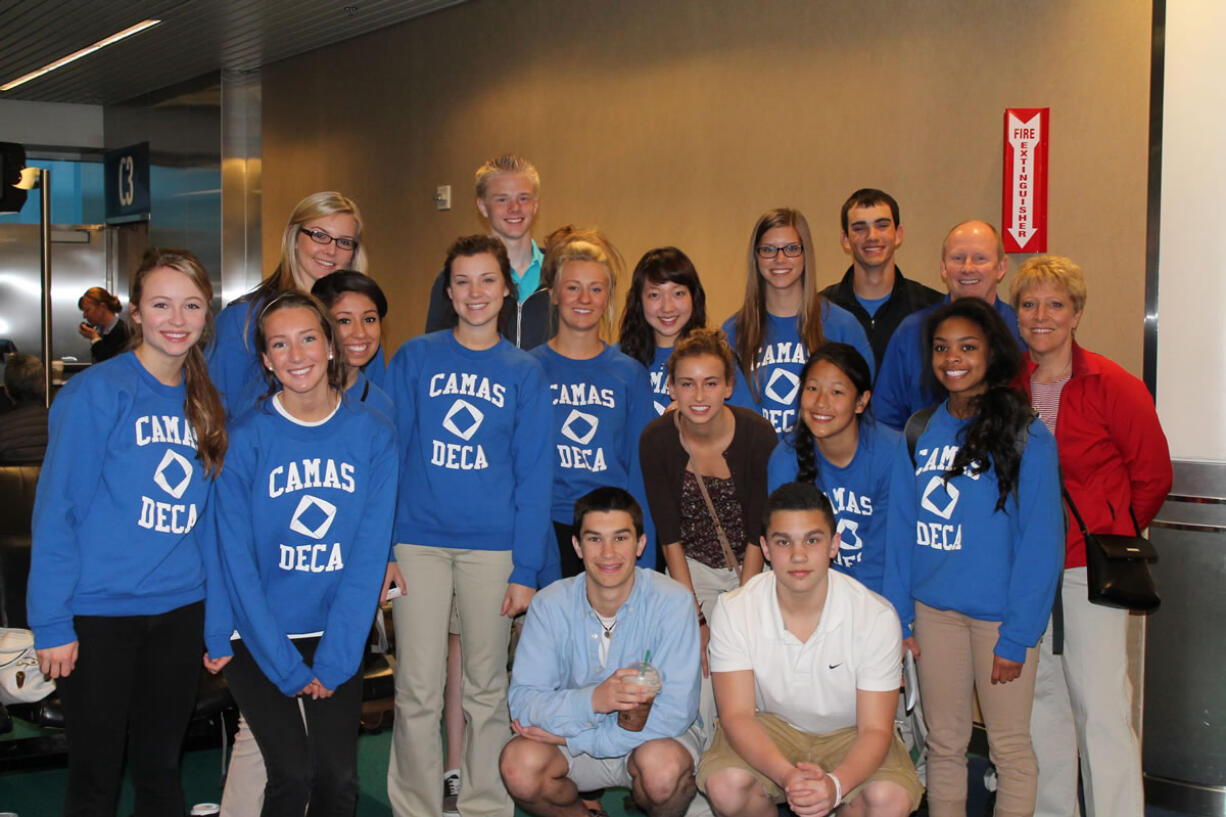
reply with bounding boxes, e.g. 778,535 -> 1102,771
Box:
1002,108 -> 1049,254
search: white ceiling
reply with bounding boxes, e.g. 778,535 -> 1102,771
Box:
0,0 -> 466,105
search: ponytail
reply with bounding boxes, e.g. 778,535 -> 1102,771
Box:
184,344 -> 228,477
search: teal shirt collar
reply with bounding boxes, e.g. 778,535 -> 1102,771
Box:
513,240 -> 544,304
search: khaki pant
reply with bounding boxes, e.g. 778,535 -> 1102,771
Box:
1031,567 -> 1144,817
387,545 -> 514,817
914,602 -> 1039,817
669,556 -> 738,745
697,713 -> 924,810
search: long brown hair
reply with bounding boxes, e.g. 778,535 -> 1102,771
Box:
733,207 -> 825,402
130,248 -> 228,477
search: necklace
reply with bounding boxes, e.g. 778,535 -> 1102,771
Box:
598,614 -> 617,639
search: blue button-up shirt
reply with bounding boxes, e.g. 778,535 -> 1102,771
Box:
509,567 -> 701,758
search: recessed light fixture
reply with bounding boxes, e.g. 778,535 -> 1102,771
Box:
0,19 -> 163,92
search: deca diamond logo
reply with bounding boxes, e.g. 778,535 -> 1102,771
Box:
289,495 -> 337,539
920,476 -> 960,520
152,449 -> 193,499
837,518 -> 862,551
764,369 -> 799,406
561,409 -> 599,445
442,399 -> 484,441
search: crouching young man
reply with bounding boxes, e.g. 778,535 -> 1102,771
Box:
501,487 -> 702,817
698,482 -> 923,817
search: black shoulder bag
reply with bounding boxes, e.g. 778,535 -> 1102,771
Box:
1062,489 -> 1160,611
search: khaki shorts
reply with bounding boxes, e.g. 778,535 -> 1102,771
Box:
696,713 -> 923,810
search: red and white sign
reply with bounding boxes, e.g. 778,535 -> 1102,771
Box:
1002,107 -> 1049,253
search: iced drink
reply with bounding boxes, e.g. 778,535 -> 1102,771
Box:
617,660 -> 662,731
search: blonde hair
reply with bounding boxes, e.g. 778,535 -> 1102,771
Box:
474,154 -> 540,199
1011,254 -> 1088,313
240,191 -> 366,347
544,226 -> 622,340
130,248 -> 228,477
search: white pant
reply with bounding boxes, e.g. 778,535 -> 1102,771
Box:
1030,567 -> 1145,817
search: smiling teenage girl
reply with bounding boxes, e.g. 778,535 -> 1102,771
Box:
723,208 -> 874,435
209,191 -> 372,417
619,247 -> 708,417
531,228 -> 656,579
766,342 -> 900,594
639,328 -> 776,739
883,298 -> 1063,817
385,235 -> 551,817
29,248 -> 227,816
204,292 -> 395,816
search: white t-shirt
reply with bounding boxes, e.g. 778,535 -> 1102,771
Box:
708,570 -> 902,735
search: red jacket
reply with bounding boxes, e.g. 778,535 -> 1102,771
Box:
1016,342 -> 1172,569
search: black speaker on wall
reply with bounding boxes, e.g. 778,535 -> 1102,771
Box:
0,142 -> 29,214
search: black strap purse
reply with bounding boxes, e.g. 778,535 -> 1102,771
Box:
1062,488 -> 1160,611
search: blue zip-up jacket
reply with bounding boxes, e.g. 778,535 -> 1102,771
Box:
530,343 -> 657,576
385,330 -> 552,587
28,352 -> 211,649
203,396 -> 397,695
723,301 -> 875,434
766,421 -> 901,593
510,568 -> 700,757
881,402 -> 1063,662
872,296 -> 1021,430
208,297 -> 386,418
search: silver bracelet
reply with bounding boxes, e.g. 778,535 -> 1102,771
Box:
827,771 -> 843,808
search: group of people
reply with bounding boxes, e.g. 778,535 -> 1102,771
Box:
22,152 -> 1171,817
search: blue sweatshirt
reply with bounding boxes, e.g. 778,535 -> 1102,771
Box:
646,345 -> 673,417
203,396 -> 397,696
208,298 -> 387,418
28,352 -> 211,649
881,402 -> 1063,662
766,421 -> 901,593
385,330 -> 552,588
530,343 -> 657,574
872,296 -> 1021,430
723,301 -> 876,434
349,369 -> 393,421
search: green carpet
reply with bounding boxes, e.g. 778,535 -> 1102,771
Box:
1,726 -> 634,817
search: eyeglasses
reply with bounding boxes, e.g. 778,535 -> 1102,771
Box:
300,227 -> 359,251
755,243 -> 803,259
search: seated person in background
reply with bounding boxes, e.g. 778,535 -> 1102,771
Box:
78,286 -> 130,363
698,482 -> 922,817
0,353 -> 49,463
502,487 -> 702,817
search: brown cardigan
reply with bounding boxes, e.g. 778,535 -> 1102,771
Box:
639,405 -> 778,549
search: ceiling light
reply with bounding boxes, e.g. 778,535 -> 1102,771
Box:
1,19 -> 162,92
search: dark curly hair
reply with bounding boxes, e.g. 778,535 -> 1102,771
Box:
618,247 -> 707,367
792,343 -> 874,485
923,299 -> 1031,511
